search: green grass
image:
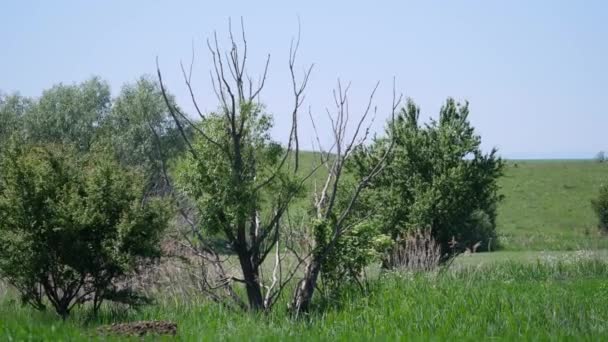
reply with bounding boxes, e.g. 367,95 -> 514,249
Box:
497,160 -> 608,250
2,259 -> 608,340
454,249 -> 608,266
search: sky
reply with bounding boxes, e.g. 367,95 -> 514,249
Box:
1,0 -> 607,159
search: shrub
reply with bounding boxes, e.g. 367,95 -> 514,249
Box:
591,184 -> 608,232
0,142 -> 169,319
315,219 -> 391,295
351,98 -> 504,259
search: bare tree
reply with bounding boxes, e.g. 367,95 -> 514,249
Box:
290,80 -> 402,315
154,19 -> 314,311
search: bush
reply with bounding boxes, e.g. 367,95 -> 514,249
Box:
314,219 -> 391,295
351,98 -> 504,260
0,142 -> 169,319
591,184 -> 608,232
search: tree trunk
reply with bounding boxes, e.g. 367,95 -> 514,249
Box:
235,248 -> 265,311
290,258 -> 322,315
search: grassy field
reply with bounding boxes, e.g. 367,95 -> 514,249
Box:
2,258 -> 607,340
497,160 -> 608,250
454,249 -> 608,266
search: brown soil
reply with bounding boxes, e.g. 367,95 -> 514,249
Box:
97,320 -> 177,337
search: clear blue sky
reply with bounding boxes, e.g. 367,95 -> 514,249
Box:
2,0 -> 607,159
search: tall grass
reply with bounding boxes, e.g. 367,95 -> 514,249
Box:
2,257 -> 607,340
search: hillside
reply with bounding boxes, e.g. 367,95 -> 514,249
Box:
498,160 -> 608,250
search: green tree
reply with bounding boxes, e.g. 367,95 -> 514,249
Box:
0,141 -> 168,319
101,76 -> 185,193
172,106 -> 302,311
24,77 -> 111,151
0,92 -> 31,145
157,23 -> 311,311
352,98 -> 504,258
591,184 -> 608,231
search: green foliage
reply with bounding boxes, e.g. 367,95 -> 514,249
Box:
591,183 -> 608,231
23,77 -> 111,151
174,103 -> 298,239
315,218 -> 391,294
99,76 -> 185,193
1,76 -> 187,193
173,100 -> 305,310
0,92 -> 31,145
352,98 -> 504,255
0,142 -> 169,318
311,176 -> 392,295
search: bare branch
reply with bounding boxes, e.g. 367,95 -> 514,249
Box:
156,57 -> 198,160
343,82 -> 380,158
334,79 -> 402,236
288,22 -> 314,172
249,55 -> 270,101
253,26 -> 313,191
179,41 -> 207,122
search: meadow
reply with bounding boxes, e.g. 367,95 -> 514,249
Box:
497,160 -> 608,250
1,159 -> 608,340
2,257 -> 607,340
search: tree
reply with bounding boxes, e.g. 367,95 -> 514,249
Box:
0,92 -> 31,145
351,98 -> 504,259
156,20 -> 313,311
591,183 -> 608,232
0,141 -> 168,319
289,81 -> 401,315
23,77 -> 111,152
100,76 -> 186,194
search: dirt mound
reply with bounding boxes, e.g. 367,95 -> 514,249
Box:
98,320 -> 177,337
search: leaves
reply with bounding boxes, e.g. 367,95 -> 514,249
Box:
23,77 -> 111,151
352,98 -> 504,254
0,143 -> 168,318
174,104 -> 300,240
591,183 -> 608,231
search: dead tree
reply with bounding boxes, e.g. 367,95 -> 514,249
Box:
154,19 -> 314,311
290,80 -> 402,315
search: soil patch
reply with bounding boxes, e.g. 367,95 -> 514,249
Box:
98,320 -> 177,337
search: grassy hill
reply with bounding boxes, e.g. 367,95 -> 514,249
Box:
498,160 -> 608,251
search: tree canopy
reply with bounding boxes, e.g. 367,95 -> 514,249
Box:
352,98 -> 504,256
0,141 -> 169,318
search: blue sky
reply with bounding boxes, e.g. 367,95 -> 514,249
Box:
2,0 -> 607,158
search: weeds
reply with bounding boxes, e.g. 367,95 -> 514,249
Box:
2,257 -> 608,340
